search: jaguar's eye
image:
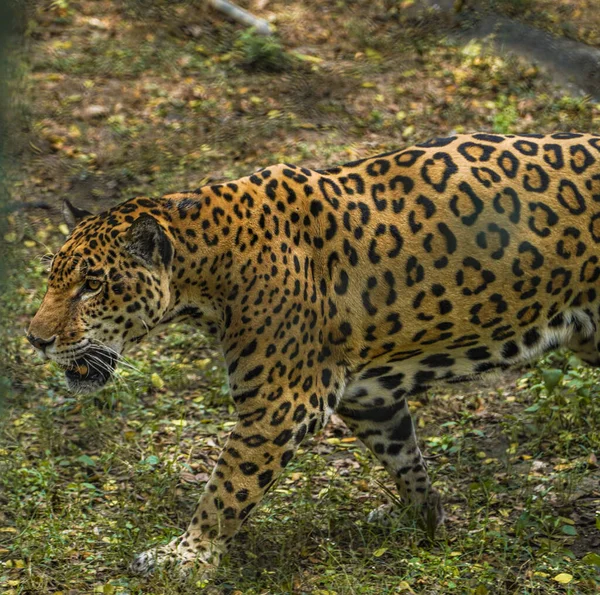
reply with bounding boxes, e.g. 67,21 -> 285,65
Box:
84,278 -> 102,292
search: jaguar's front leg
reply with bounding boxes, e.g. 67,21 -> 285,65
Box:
130,381 -> 334,577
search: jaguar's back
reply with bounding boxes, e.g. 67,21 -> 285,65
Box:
316,133 -> 600,385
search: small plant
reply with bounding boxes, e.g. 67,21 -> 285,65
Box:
50,0 -> 70,12
513,350 -> 600,454
492,94 -> 518,133
234,28 -> 290,72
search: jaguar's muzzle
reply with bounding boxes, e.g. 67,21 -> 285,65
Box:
61,347 -> 117,393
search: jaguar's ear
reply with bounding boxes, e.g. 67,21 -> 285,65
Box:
63,199 -> 93,230
125,214 -> 173,270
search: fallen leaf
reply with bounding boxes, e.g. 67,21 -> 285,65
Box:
582,552 -> 600,566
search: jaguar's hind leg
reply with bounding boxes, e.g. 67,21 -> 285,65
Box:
338,375 -> 444,533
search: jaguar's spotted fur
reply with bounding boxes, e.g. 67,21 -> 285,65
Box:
28,132 -> 600,575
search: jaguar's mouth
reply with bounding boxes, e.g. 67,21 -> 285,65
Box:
61,348 -> 117,393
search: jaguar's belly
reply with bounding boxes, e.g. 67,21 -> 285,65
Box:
341,306 -> 598,406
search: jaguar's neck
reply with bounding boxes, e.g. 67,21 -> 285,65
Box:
155,165 -> 308,339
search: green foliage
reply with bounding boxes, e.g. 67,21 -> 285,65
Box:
234,28 -> 291,72
513,351 -> 600,457
50,0 -> 71,12
492,94 -> 518,133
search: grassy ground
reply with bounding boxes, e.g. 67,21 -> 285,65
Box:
2,0 -> 600,593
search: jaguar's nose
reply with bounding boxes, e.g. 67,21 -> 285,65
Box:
27,333 -> 56,351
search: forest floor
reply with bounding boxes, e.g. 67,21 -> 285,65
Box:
1,0 -> 600,593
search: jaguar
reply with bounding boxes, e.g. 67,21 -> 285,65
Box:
28,132 -> 600,575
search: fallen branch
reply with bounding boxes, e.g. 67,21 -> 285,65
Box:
207,0 -> 272,36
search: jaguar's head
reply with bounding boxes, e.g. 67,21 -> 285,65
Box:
27,200 -> 174,393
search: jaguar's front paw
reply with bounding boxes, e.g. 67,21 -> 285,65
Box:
367,502 -> 405,526
130,545 -> 169,576
130,536 -> 222,578
367,489 -> 445,536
